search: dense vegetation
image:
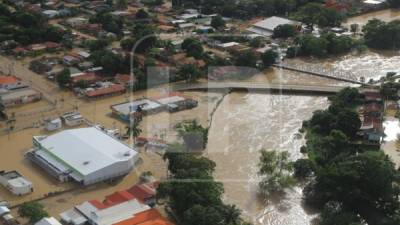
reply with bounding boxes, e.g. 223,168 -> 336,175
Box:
157,144 -> 251,225
287,33 -> 362,57
0,3 -> 68,45
18,202 -> 49,224
300,88 -> 400,225
172,0 -> 324,19
363,19 -> 400,50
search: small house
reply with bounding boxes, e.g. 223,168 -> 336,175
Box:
44,118 -> 62,131
61,111 -> 84,127
0,171 -> 33,196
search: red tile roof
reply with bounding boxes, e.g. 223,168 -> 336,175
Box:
113,209 -> 173,225
0,76 -> 20,85
126,183 -> 157,203
104,191 -> 136,206
71,72 -> 98,83
85,84 -> 126,98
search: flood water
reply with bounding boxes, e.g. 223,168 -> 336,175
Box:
206,92 -> 328,225
343,8 -> 400,28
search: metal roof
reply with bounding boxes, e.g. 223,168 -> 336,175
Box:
251,16 -> 299,32
111,99 -> 163,115
35,127 -> 137,176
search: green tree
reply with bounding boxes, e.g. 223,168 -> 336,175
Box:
273,24 -> 297,38
18,202 -> 49,224
319,201 -> 363,225
120,38 -> 136,51
178,64 -> 201,83
126,119 -> 142,142
234,51 -> 258,68
181,38 -> 204,59
90,50 -> 123,74
136,9 -> 150,19
56,68 -> 71,88
115,0 -> 128,9
293,158 -> 314,179
261,50 -> 278,68
210,15 -> 226,30
388,0 -> 400,7
350,23 -> 359,35
176,119 -> 208,149
258,150 -> 295,195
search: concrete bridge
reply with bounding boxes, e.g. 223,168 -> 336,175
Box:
273,63 -> 365,85
172,82 -> 347,95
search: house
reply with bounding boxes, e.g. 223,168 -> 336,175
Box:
247,16 -> 301,37
42,10 -> 59,18
0,76 -> 24,90
35,217 -> 62,225
359,116 -> 384,143
66,17 -> 89,27
155,93 -> 198,113
84,83 -> 126,99
0,88 -> 42,107
0,171 -> 33,196
114,74 -> 136,88
126,182 -> 158,206
60,111 -> 84,127
71,72 -> 98,85
44,118 -> 62,131
111,99 -> 163,122
60,188 -> 173,225
27,127 -> 139,185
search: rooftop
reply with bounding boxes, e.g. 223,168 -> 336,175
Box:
111,99 -> 163,115
34,127 -> 138,176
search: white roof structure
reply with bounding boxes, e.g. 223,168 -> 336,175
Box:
111,99 -> 163,115
156,96 -> 185,105
35,217 -> 62,225
76,199 -> 149,225
247,16 -> 299,37
34,128 -> 136,176
32,127 -> 138,185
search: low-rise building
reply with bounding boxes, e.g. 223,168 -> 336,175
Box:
0,76 -> 24,90
61,111 -> 84,127
34,217 -> 62,225
60,186 -> 173,225
0,88 -> 42,107
247,16 -> 300,37
111,99 -> 164,122
155,94 -> 198,113
84,83 -> 126,99
44,118 -> 62,131
0,171 -> 33,196
27,127 -> 139,185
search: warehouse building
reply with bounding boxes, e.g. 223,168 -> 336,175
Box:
111,99 -> 163,122
26,127 -> 139,185
246,16 -> 300,37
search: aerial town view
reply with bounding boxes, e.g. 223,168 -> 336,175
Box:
1,0 -> 400,225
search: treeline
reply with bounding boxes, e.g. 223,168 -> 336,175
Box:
172,0 -> 324,19
363,19 -> 400,50
287,32 -> 364,57
0,3 -> 68,45
157,144 -> 251,225
299,88 -> 400,225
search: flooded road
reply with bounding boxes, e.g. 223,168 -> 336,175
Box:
206,92 -> 328,225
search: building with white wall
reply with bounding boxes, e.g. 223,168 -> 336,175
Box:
27,127 -> 139,185
0,171 -> 33,196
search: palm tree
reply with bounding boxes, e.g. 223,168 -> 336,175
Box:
126,119 -> 142,144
